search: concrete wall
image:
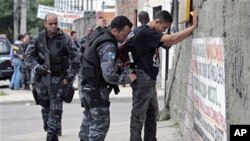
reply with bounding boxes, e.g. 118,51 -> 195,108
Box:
165,0 -> 250,140
116,0 -> 138,27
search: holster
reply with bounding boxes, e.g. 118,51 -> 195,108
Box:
82,84 -> 110,108
63,84 -> 75,103
57,73 -> 75,103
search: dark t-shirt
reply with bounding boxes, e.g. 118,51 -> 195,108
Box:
133,25 -> 163,80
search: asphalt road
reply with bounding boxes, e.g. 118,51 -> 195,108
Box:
0,99 -> 165,141
0,80 -> 183,141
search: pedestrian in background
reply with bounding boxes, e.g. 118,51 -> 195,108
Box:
9,34 -> 24,90
21,33 -> 31,90
70,30 -> 80,49
101,19 -> 108,28
138,11 -> 150,26
25,13 -> 79,141
78,16 -> 136,141
79,26 -> 94,52
129,10 -> 198,141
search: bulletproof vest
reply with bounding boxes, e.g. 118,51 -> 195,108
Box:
38,31 -> 70,75
82,26 -> 117,86
48,35 -> 69,74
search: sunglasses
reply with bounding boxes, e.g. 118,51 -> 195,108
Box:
48,22 -> 58,26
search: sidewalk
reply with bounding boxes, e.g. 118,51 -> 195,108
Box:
0,80 -> 165,104
0,80 -> 183,141
1,120 -> 182,141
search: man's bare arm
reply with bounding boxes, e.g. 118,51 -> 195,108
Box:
161,11 -> 198,48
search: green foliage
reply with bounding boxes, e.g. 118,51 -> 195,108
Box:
27,0 -> 43,37
27,0 -> 54,36
0,0 -> 13,17
0,91 -> 7,96
0,0 -> 14,39
38,0 -> 54,6
0,0 -> 54,38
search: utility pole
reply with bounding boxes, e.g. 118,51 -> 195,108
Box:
86,0 -> 89,11
13,0 -> 19,40
20,0 -> 27,34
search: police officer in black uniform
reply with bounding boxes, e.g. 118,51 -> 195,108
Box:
78,16 -> 136,141
25,13 -> 79,141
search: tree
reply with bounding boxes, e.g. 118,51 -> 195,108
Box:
0,0 -> 13,16
27,0 -> 53,37
0,0 -> 53,41
0,0 -> 14,41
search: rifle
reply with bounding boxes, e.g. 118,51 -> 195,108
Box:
37,32 -> 53,100
44,52 -> 53,99
31,52 -> 51,105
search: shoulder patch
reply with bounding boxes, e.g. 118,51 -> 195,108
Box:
108,51 -> 116,60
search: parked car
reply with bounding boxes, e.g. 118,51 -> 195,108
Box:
0,36 -> 13,81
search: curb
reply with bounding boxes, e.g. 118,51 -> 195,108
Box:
0,95 -> 165,105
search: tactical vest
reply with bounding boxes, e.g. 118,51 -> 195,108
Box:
81,26 -> 117,87
48,35 -> 69,74
37,30 -> 70,75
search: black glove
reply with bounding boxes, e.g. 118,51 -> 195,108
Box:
64,73 -> 75,83
35,64 -> 48,75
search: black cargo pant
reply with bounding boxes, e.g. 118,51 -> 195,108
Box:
79,85 -> 111,141
130,70 -> 158,141
36,76 -> 64,138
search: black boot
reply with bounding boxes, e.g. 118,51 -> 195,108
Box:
46,133 -> 59,141
57,128 -> 62,136
43,122 -> 48,132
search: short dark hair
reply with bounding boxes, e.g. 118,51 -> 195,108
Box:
110,16 -> 133,32
17,34 -> 24,40
154,10 -> 173,23
70,31 -> 76,36
138,11 -> 150,25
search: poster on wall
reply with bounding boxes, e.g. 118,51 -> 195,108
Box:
185,38 -> 227,141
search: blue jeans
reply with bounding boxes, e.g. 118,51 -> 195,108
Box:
130,70 -> 158,141
10,58 -> 22,89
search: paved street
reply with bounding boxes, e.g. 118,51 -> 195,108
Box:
0,80 -> 183,141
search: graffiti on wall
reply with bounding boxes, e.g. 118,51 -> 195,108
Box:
185,38 -> 227,141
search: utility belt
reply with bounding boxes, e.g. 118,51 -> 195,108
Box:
81,83 -> 110,108
82,75 -> 120,95
82,66 -> 120,94
80,66 -> 119,107
80,76 -> 117,108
